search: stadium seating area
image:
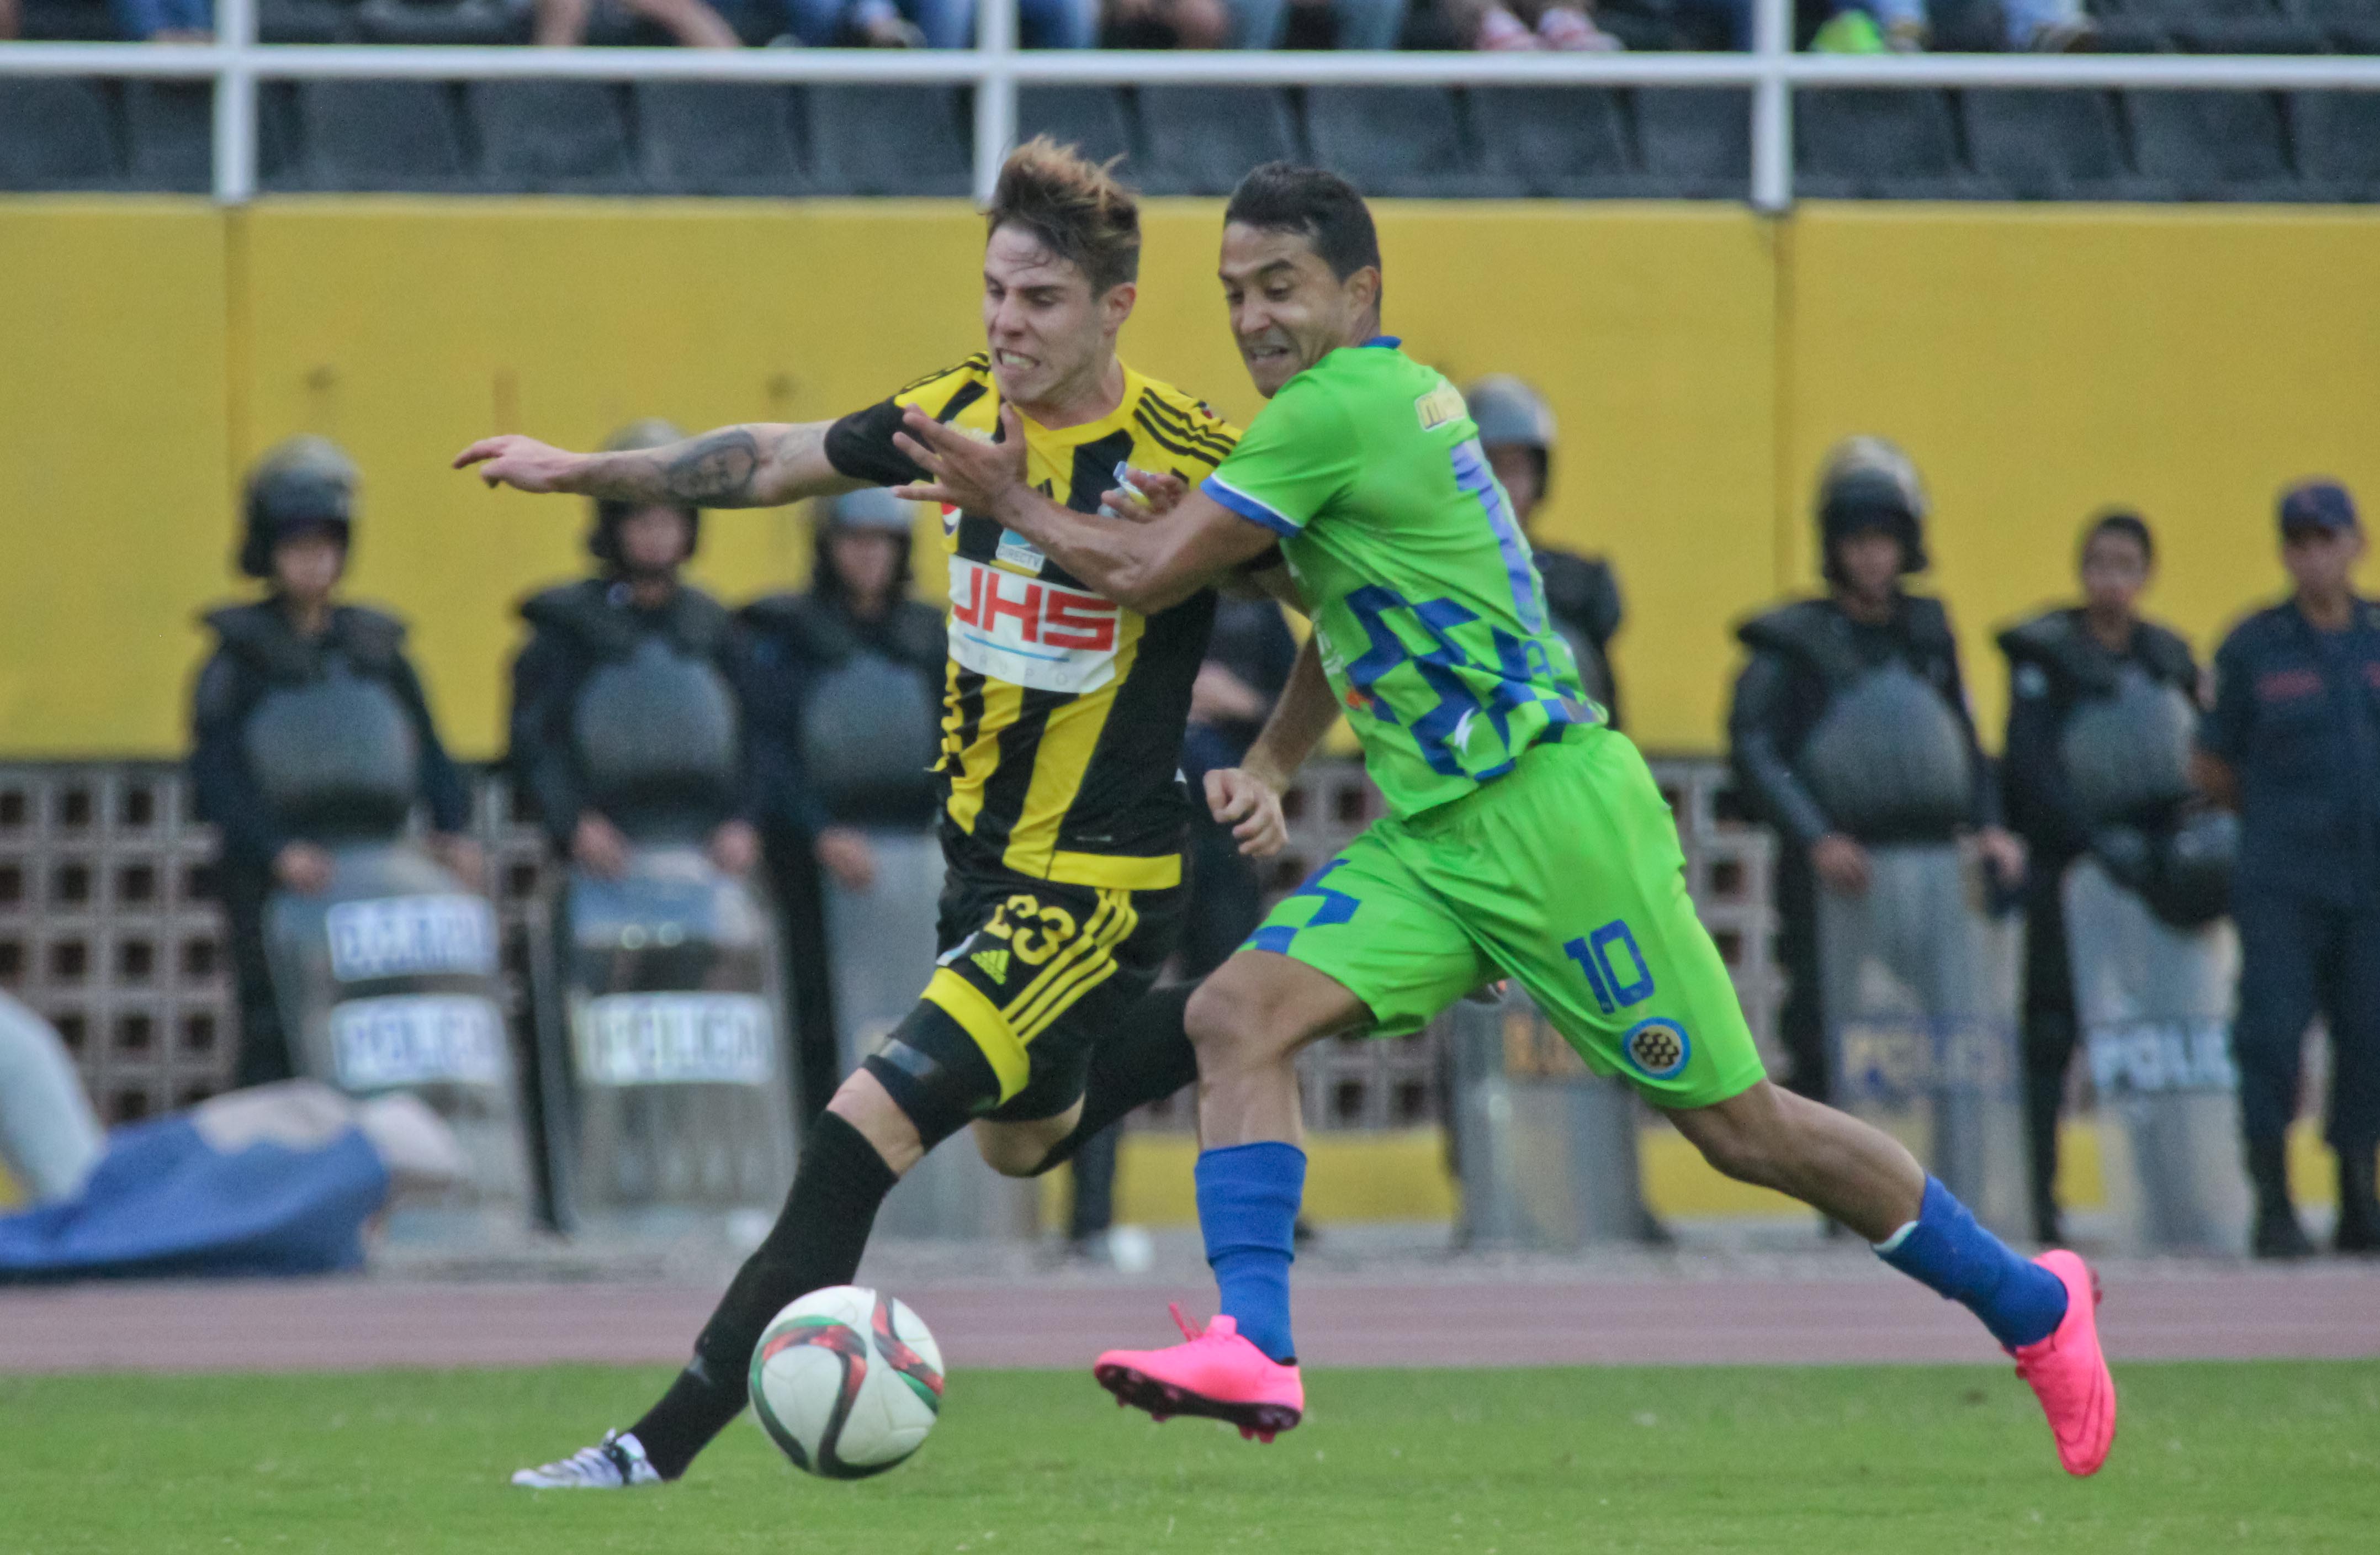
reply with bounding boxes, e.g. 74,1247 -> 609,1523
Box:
2,0 -> 2377,199
5,76 -> 2379,199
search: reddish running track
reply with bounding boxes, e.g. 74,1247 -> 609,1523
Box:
4,1263 -> 2376,1375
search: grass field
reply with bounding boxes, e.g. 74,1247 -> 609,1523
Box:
7,1361 -> 2374,1554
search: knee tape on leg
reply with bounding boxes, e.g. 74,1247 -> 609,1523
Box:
861,1001 -> 1003,1152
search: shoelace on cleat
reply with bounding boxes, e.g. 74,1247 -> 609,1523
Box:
1167,1301 -> 1203,1343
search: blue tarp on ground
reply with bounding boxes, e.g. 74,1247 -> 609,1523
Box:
0,1113 -> 389,1283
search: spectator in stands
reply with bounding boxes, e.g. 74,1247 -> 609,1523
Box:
1221,0 -> 1406,48
740,490 -> 946,1124
1104,0 -> 1229,49
534,0 -> 740,48
1440,0 -> 1619,50
2195,481 -> 2380,1258
113,0 -> 211,41
191,438 -> 478,1089
1677,0 -> 2090,51
781,0 -> 1097,47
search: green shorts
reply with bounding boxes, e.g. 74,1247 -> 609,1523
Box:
1246,729 -> 1767,1110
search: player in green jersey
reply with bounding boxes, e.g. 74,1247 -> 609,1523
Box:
891,163 -> 2115,1477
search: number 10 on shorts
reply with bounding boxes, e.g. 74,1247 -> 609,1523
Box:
1566,920 -> 1654,1015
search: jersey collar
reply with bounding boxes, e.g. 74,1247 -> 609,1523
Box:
1361,335 -> 1402,349
1009,362 -> 1148,448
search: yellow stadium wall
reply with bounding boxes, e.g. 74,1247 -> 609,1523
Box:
4,197 -> 2377,761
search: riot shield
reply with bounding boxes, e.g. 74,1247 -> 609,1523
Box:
264,843 -> 527,1239
1444,986 -> 1646,1251
1819,842 -> 2027,1239
553,846 -> 797,1234
824,829 -> 1037,1242
2063,857 -> 2249,1254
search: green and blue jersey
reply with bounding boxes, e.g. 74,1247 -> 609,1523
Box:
1202,337 -> 1601,819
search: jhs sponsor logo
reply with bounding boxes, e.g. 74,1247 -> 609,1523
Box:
951,562 -> 1117,651
326,895 -> 497,983
2087,1019 -> 2237,1096
946,556 -> 1123,695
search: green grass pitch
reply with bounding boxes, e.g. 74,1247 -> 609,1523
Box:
6,1361 -> 2373,1554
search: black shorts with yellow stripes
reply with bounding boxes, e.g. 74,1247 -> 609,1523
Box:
918,863 -> 1183,1123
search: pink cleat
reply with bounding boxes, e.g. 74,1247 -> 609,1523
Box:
1094,1303 -> 1304,1443
2011,1249 -> 2117,1477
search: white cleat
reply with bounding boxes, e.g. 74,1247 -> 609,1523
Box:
510,1429 -> 662,1490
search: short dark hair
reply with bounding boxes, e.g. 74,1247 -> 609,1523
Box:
985,136 -> 1141,297
1224,162 -> 1383,290
2082,508 -> 2154,566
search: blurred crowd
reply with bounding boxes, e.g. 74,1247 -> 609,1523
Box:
0,0 -> 2106,54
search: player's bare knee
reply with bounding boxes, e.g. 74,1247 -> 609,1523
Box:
1185,977 -> 1271,1064
1668,1083 -> 1788,1188
826,1069 -> 926,1176
971,1119 -> 1063,1177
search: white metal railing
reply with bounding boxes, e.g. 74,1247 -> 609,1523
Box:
5,0 -> 2380,210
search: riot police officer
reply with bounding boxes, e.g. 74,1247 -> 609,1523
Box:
190,437 -> 478,1087
2196,480 -> 2380,1257
740,488 -> 946,1123
1997,511 -> 2202,1245
506,420 -> 761,879
1465,377 -> 1625,726
1729,437 -> 2026,1104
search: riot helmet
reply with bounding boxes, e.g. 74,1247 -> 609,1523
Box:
589,418 -> 701,570
813,487 -> 916,610
1816,436 -> 1929,584
239,435 -> 358,579
1465,375 -> 1556,519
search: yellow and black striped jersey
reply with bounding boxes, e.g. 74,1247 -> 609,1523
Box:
823,355 -> 1241,890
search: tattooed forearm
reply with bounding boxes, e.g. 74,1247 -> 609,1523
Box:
661,430 -> 764,506
571,422 -> 835,510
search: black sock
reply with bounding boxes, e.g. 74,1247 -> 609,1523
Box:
1030,981 -> 1201,1175
629,1111 -> 899,1478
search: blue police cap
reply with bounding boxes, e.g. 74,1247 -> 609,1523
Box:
2278,480 -> 2358,534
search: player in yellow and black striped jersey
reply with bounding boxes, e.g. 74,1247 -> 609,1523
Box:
823,351 -> 1238,892
464,140 -> 1277,1489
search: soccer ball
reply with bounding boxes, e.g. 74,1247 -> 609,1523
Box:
748,1285 -> 945,1479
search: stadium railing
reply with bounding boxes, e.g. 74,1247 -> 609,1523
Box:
6,0 -> 2380,208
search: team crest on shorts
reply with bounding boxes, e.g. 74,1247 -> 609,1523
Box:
1621,1018 -> 1692,1081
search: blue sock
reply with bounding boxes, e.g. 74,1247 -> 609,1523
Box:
1874,1177 -> 2069,1350
1195,1141 -> 1306,1364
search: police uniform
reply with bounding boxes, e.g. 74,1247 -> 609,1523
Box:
190,600 -> 470,1087
1997,607 -> 2199,1240
507,578 -> 759,853
2200,588 -> 2380,1245
1729,591 -> 2000,1099
819,355 -> 1239,1122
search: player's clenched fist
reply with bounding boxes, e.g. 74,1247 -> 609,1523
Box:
454,435 -> 584,493
1205,767 -> 1287,859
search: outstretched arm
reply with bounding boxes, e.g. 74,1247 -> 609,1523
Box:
892,405 -> 1276,613
454,421 -> 861,509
